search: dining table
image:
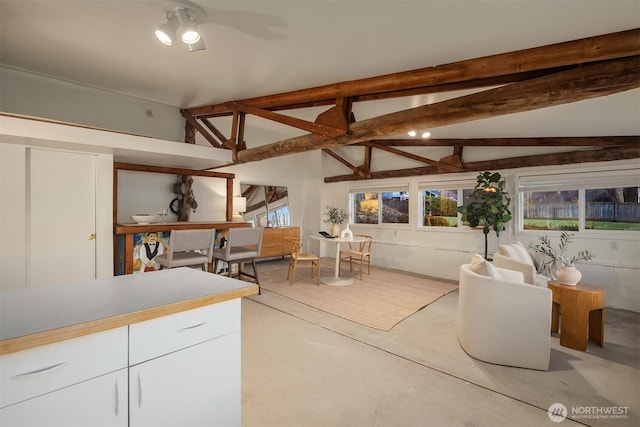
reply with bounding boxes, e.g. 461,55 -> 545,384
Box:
310,234 -> 367,286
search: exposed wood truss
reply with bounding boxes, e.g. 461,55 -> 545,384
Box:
182,29 -> 640,180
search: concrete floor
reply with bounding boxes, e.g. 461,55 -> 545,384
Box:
240,260 -> 639,427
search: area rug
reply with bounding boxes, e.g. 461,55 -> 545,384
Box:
257,262 -> 458,331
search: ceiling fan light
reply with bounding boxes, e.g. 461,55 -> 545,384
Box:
176,8 -> 200,44
155,28 -> 174,45
155,15 -> 178,45
181,29 -> 200,44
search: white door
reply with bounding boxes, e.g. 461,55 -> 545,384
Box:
27,149 -> 97,287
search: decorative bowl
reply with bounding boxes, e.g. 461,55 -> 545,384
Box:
131,214 -> 156,224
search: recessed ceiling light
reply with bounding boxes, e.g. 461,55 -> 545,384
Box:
408,130 -> 417,137
422,131 -> 431,138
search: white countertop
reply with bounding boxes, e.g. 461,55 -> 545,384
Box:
0,268 -> 258,354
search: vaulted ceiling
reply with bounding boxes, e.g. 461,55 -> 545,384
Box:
1,1 -> 639,180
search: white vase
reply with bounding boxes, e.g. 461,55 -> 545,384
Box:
555,265 -> 581,286
331,223 -> 341,237
340,223 -> 353,239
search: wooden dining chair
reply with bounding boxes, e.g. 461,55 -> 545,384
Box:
284,237 -> 320,286
339,235 -> 373,280
155,229 -> 216,272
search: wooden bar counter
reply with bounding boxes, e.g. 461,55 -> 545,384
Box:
114,221 -> 250,275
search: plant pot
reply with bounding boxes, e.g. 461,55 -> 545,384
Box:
331,223 -> 341,237
555,265 -> 582,286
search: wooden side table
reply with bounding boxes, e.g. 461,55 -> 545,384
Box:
547,280 -> 606,351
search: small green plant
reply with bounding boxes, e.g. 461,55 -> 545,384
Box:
457,171 -> 512,259
324,206 -> 348,224
529,232 -> 595,269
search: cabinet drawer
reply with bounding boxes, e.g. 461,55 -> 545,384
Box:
129,299 -> 240,365
0,327 -> 128,408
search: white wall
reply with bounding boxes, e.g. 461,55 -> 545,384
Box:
1,66 -> 184,142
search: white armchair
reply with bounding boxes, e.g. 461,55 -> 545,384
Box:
493,241 -> 548,286
458,256 -> 552,371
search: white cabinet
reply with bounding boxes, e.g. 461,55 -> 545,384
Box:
130,333 -> 240,427
128,299 -> 241,427
0,369 -> 128,427
0,328 -> 128,427
1,297 -> 242,426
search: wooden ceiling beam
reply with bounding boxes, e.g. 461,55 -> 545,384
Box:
368,141 -> 464,172
324,146 -> 640,183
179,109 -> 221,148
231,101 -> 346,138
186,29 -> 639,118
236,56 -> 640,163
200,119 -> 226,148
322,148 -> 370,179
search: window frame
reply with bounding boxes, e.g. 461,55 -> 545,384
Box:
348,183 -> 411,227
516,168 -> 640,238
416,179 -> 476,231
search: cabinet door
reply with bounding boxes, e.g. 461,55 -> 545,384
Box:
0,369 -> 127,427
130,332 -> 240,427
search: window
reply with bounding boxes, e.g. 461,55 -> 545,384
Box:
421,189 -> 459,227
382,191 -> 409,223
518,170 -> 639,232
350,190 -> 409,224
267,203 -> 290,227
522,190 -> 579,231
352,192 -> 378,224
585,187 -> 640,231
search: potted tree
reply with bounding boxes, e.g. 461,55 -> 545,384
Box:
529,232 -> 595,285
457,171 -> 512,260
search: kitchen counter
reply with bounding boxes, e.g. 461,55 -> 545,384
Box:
0,268 -> 259,355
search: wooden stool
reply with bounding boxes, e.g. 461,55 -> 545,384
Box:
548,280 -> 606,351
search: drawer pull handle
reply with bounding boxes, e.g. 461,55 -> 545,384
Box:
115,379 -> 120,416
137,374 -> 143,408
11,361 -> 68,379
177,322 -> 206,332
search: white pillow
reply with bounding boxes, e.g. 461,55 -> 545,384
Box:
499,244 -> 520,260
512,241 -> 535,266
484,261 -> 502,279
470,253 -> 489,276
470,253 -> 502,279
499,242 -> 534,266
